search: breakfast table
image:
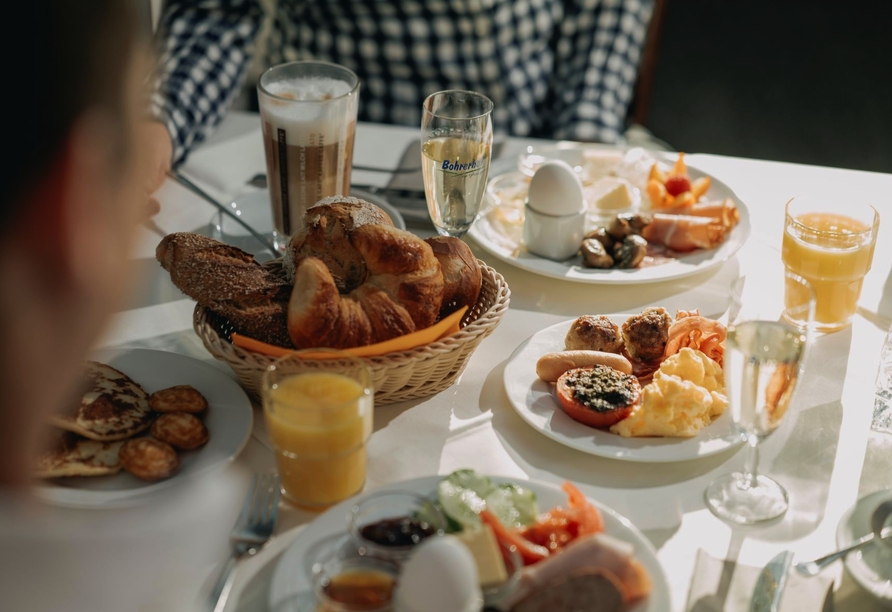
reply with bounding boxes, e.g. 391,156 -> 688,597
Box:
97,110 -> 892,611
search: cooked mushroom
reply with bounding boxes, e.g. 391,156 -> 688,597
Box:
583,227 -> 615,251
581,238 -> 614,268
607,213 -> 653,240
613,234 -> 648,269
607,215 -> 632,240
626,212 -> 653,233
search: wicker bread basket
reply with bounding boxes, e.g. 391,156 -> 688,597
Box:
194,258 -> 510,405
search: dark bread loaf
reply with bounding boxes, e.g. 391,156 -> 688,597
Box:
424,236 -> 482,320
156,232 -> 293,347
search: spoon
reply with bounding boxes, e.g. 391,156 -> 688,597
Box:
870,498 -> 892,549
794,500 -> 892,577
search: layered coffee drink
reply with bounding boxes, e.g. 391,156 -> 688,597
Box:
258,63 -> 359,245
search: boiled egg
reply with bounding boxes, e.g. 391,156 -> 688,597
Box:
526,160 -> 585,216
523,160 -> 588,260
393,536 -> 483,612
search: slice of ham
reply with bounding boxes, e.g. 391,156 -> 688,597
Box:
641,213 -> 727,252
660,198 -> 740,230
509,570 -> 625,612
500,533 -> 652,609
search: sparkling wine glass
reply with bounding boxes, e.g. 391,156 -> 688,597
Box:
705,270 -> 815,524
420,90 -> 494,238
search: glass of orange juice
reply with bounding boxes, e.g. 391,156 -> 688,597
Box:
262,350 -> 373,509
782,197 -> 880,332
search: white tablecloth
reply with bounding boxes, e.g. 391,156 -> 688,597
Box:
96,111 -> 892,611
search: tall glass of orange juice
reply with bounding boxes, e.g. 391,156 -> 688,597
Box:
262,350 -> 373,509
782,197 -> 879,332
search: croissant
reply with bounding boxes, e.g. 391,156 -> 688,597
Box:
288,224 -> 445,349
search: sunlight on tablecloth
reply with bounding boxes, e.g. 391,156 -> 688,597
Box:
685,549 -> 833,611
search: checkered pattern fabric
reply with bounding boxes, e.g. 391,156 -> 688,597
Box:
153,0 -> 654,165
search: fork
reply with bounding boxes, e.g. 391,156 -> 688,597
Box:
208,473 -> 281,612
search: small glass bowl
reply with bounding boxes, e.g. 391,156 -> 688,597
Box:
347,491 -> 447,561
313,555 -> 400,612
518,143 -> 624,183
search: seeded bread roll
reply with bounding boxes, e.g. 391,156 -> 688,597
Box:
283,196 -> 395,292
156,232 -> 293,347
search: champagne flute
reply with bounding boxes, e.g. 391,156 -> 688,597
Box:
421,90 -> 494,238
704,270 -> 815,524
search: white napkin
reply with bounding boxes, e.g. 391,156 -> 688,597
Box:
181,128 -> 267,201
686,549 -> 835,612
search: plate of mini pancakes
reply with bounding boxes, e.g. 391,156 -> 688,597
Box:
34,348 -> 253,507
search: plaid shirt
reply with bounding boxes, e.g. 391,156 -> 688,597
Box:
153,0 -> 654,165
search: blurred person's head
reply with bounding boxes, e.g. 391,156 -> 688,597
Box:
0,0 -> 150,485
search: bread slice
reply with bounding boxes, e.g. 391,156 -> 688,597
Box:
156,232 -> 293,347
48,361 -> 154,441
425,236 -> 482,320
34,431 -> 124,478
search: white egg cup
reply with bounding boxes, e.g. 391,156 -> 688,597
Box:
523,203 -> 586,261
522,159 -> 587,261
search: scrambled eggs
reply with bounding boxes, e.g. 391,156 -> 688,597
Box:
610,348 -> 728,438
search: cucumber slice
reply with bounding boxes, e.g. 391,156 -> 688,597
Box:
413,502 -> 441,529
413,500 -> 463,534
439,503 -> 464,534
437,479 -> 485,529
485,483 -> 539,529
443,469 -> 496,498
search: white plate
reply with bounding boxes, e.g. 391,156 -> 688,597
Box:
504,317 -> 743,462
837,489 -> 892,607
268,475 -> 671,612
468,153 -> 750,285
35,348 -> 254,508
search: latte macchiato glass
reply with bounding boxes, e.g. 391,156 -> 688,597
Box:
258,61 -> 359,249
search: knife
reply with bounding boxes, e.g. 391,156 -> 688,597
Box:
750,551 -> 793,612
167,170 -> 282,257
246,173 -> 432,222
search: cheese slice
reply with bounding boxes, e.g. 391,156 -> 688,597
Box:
588,177 -> 633,211
455,525 -> 509,588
